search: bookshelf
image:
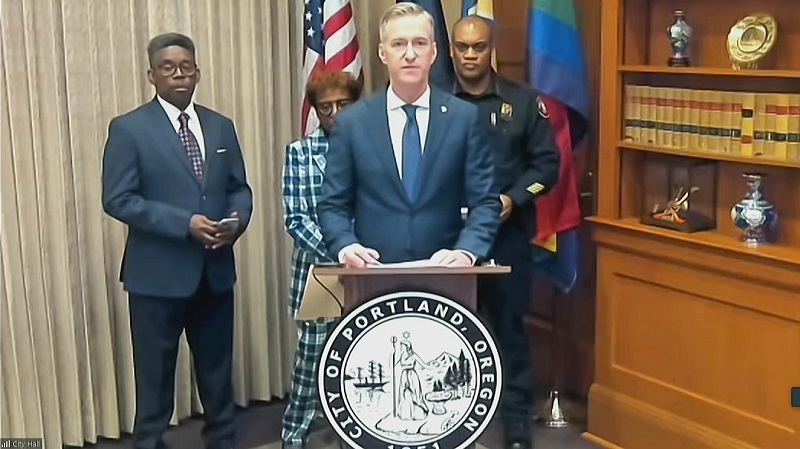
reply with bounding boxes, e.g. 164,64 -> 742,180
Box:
584,1 -> 800,448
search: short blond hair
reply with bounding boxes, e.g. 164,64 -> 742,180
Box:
379,2 -> 435,42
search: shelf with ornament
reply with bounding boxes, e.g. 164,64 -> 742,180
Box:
607,151 -> 800,266
618,65 -> 800,79
620,1 -> 800,72
586,216 -> 799,267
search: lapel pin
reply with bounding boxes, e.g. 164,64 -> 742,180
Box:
440,105 -> 447,113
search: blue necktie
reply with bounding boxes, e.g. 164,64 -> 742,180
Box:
401,104 -> 422,201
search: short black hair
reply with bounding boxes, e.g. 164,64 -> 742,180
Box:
452,15 -> 496,43
147,33 -> 195,68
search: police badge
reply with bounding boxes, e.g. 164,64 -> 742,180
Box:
537,96 -> 549,119
500,102 -> 513,120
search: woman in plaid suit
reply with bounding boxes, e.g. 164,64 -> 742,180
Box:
280,70 -> 361,449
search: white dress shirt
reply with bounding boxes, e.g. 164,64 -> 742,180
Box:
387,85 -> 430,178
157,95 -> 206,160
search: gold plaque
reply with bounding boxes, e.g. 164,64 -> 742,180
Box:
727,14 -> 777,70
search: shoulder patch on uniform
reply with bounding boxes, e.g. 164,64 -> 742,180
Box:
527,182 -> 545,195
537,96 -> 549,119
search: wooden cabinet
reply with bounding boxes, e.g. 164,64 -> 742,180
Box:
587,0 -> 800,448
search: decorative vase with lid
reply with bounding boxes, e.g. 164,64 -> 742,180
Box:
730,173 -> 778,246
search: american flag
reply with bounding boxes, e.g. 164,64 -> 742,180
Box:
301,0 -> 363,136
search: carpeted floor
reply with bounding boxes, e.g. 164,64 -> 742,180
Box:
79,398 -> 599,449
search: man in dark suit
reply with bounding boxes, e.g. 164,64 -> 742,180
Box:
318,2 -> 500,267
102,33 -> 252,449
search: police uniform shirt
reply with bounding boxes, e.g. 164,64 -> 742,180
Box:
454,75 -> 560,209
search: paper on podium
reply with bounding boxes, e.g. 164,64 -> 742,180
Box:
296,265 -> 345,321
366,259 -> 442,269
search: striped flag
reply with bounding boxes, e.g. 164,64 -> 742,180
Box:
529,0 -> 590,120
403,0 -> 455,91
301,0 -> 363,136
528,0 -> 590,294
460,0 -> 496,70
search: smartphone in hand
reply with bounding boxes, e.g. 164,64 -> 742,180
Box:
216,217 -> 240,234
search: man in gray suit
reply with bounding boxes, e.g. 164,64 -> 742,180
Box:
102,33 -> 252,449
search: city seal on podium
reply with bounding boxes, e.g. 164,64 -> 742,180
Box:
318,291 -> 502,449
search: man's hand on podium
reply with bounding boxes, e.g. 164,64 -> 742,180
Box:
429,249 -> 475,267
338,243 -> 381,268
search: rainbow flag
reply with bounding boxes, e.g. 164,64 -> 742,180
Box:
528,0 -> 589,294
529,0 -> 590,120
460,0 -> 496,70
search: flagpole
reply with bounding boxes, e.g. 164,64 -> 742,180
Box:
537,288 -> 569,427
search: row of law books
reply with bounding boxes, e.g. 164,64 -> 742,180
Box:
622,85 -> 800,162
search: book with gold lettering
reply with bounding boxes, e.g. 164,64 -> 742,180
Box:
654,87 -> 666,147
698,90 -> 712,151
774,94 -> 790,160
729,91 -> 743,155
753,93 -> 769,156
788,94 -> 800,161
624,84 -> 636,141
688,89 -> 702,151
678,88 -> 691,149
666,88 -> 679,148
740,92 -> 755,156
707,90 -> 723,152
643,86 -> 656,145
764,94 -> 778,158
719,90 -> 735,153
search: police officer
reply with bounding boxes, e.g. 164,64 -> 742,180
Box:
451,15 -> 560,449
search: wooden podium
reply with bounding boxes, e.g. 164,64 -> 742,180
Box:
310,265 -> 510,449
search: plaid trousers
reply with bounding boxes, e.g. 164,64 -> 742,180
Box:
281,130 -> 337,445
282,317 -> 336,445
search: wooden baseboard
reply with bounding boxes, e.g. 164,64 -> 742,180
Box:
587,384 -> 761,449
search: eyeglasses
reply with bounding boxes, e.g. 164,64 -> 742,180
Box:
156,62 -> 198,77
316,100 -> 352,116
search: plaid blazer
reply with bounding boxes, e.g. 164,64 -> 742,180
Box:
282,128 -> 334,318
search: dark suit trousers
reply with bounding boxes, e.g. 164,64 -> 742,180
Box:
478,214 -> 535,430
128,272 -> 235,449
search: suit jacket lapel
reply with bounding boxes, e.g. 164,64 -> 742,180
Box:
418,89 -> 449,199
146,100 -> 202,186
369,91 -> 409,205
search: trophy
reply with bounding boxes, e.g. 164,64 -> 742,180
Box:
640,156 -> 715,233
727,14 -> 777,70
667,9 -> 692,67
644,185 -> 714,232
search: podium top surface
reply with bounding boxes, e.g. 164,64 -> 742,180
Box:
313,265 -> 511,276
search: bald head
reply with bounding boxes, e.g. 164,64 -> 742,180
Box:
451,15 -> 495,83
452,15 -> 495,44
